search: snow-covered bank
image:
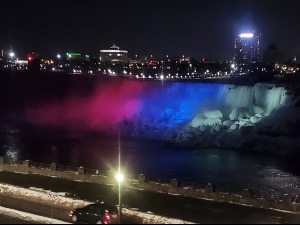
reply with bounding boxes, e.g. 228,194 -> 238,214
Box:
0,206 -> 70,224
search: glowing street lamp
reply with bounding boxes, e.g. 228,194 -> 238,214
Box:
116,131 -> 123,224
9,52 -> 15,58
116,173 -> 124,183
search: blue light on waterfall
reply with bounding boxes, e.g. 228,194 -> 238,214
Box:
138,82 -> 227,129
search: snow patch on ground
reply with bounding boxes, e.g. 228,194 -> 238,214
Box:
0,206 -> 71,224
0,182 -> 92,209
123,208 -> 195,224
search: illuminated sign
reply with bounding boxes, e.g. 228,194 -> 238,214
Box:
67,53 -> 81,57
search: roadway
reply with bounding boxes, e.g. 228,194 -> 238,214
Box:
0,171 -> 300,224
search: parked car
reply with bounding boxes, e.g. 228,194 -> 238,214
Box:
69,203 -> 118,224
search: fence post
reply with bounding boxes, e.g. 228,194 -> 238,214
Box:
50,163 -> 57,171
242,189 -> 253,198
23,160 -> 30,167
283,194 -> 292,210
23,160 -> 31,173
171,179 -> 180,188
206,183 -> 215,193
78,166 -> 85,175
138,174 -> 147,185
0,157 -> 4,170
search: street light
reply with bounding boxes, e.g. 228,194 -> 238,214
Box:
116,172 -> 123,224
116,131 -> 123,224
8,52 -> 15,68
56,54 -> 61,70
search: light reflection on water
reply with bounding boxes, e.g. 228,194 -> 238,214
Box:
1,126 -> 300,197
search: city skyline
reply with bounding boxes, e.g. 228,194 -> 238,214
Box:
1,0 -> 300,60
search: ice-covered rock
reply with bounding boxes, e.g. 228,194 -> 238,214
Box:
204,118 -> 222,127
250,116 -> 259,123
230,124 -> 238,131
229,109 -> 239,121
223,120 -> 235,128
230,107 -> 252,120
199,126 -> 207,132
204,110 -> 223,119
190,114 -> 206,128
214,125 -> 222,132
252,105 -> 265,115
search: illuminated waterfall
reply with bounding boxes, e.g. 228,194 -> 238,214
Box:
26,80 -> 290,143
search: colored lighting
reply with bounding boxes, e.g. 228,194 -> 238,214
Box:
67,53 -> 81,56
25,80 -> 226,134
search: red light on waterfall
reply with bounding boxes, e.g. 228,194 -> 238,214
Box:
28,56 -> 33,61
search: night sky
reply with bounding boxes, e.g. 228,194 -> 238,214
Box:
1,0 -> 300,60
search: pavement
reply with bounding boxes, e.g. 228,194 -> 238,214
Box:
0,171 -> 300,224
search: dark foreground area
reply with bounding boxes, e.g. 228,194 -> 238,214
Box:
0,171 -> 300,224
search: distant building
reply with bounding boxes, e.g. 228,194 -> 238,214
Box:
100,44 -> 128,64
263,44 -> 284,65
234,33 -> 261,65
65,52 -> 92,73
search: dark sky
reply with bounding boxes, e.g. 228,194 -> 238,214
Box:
1,0 -> 300,60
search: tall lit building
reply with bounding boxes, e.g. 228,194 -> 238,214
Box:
234,33 -> 261,65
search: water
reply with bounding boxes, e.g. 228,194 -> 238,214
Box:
0,74 -> 299,198
1,125 -> 300,198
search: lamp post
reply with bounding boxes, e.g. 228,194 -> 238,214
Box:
116,173 -> 124,224
56,54 -> 61,70
116,131 -> 123,224
9,52 -> 15,68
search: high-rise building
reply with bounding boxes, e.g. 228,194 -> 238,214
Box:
234,33 -> 261,65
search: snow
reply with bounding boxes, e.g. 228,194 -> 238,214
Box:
123,208 -> 195,224
204,110 -> 223,119
0,183 -> 92,209
0,183 -> 195,224
0,206 -> 71,224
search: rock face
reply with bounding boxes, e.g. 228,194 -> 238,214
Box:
119,83 -> 300,156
